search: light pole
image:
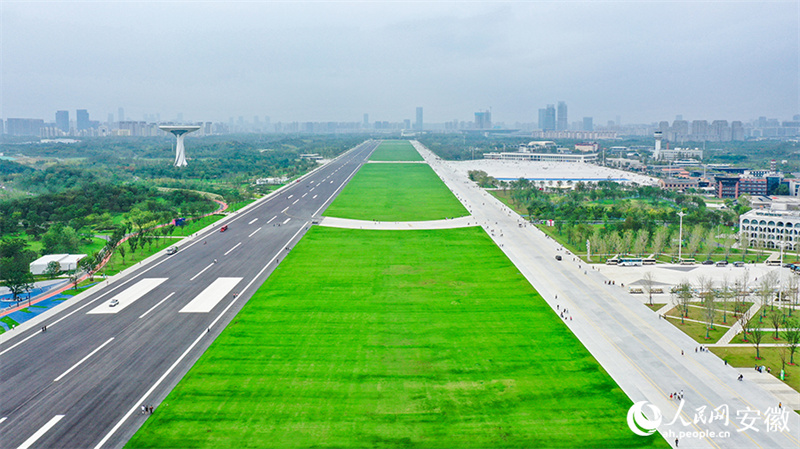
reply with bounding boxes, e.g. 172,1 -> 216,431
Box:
677,211 -> 686,262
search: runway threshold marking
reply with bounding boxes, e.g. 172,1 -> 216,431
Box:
266,216 -> 276,224
189,263 -> 215,281
86,278 -> 168,315
139,292 -> 176,319
179,277 -> 243,313
248,218 -> 258,224
54,338 -> 115,382
248,227 -> 262,238
17,415 -> 64,449
224,242 -> 242,256
283,218 -> 291,224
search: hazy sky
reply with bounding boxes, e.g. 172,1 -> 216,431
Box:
2,1 -> 798,125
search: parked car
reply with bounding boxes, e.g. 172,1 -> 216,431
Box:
555,255 -> 562,261
166,246 -> 178,255
702,260 -> 714,265
716,261 -> 728,267
220,225 -> 228,232
733,261 -> 745,267
109,299 -> 119,307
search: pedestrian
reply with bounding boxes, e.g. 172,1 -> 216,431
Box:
670,393 -> 673,399
150,405 -> 154,414
779,402 -> 782,409
141,405 -> 146,414
675,438 -> 679,447
695,347 -> 698,353
681,350 -> 684,356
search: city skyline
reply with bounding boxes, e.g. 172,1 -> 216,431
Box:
2,2 -> 797,124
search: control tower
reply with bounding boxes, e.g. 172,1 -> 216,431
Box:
159,125 -> 201,167
653,131 -> 663,161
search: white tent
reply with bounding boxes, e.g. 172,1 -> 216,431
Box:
29,254 -> 87,275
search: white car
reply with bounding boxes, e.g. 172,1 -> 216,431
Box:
109,299 -> 119,307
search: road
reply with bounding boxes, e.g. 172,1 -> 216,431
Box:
414,140 -> 800,449
0,140 -> 379,449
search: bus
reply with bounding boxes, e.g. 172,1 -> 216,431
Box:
619,257 -> 643,267
643,254 -> 657,265
765,259 -> 782,266
680,258 -> 696,265
606,255 -> 620,265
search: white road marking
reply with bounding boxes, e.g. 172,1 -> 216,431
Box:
189,263 -> 215,281
179,277 -> 243,313
86,279 -> 168,315
302,193 -> 307,197
292,199 -> 299,205
310,188 -> 315,192
281,207 -> 288,213
94,225 -> 310,449
312,195 -> 318,199
248,227 -> 262,238
248,218 -> 258,224
17,415 -> 64,449
139,292 -> 175,319
224,242 -> 242,256
330,180 -> 334,183
0,417 -> 6,424
54,338 -> 114,382
283,218 -> 291,224
266,216 -> 276,224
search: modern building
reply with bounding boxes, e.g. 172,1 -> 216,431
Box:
575,142 -> 599,153
415,107 -> 423,131
56,110 -> 69,133
5,118 -> 44,136
714,176 -> 740,199
583,117 -> 593,132
538,104 -> 556,131
118,107 -> 125,123
557,101 -> 568,131
658,178 -> 700,191
740,209 -> 800,251
474,110 -> 492,129
738,177 -> 768,196
485,149 -> 597,163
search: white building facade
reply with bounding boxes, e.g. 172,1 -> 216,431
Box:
740,209 -> 800,251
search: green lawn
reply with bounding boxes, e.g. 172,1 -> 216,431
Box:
102,237 -> 177,276
127,227 -> 663,448
323,163 -> 468,221
369,140 -> 424,162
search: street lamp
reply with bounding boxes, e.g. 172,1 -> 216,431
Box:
677,211 -> 687,262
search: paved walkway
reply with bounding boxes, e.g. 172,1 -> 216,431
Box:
717,302 -> 763,345
319,215 -> 476,230
412,140 -> 800,448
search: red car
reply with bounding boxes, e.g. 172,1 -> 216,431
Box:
220,225 -> 228,232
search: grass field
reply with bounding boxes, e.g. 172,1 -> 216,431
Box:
323,163 -> 468,221
369,140 -> 424,162
127,227 -> 663,448
710,346 -> 800,392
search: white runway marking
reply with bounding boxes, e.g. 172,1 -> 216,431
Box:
17,415 -> 64,449
248,218 -> 258,224
283,218 -> 291,224
292,199 -> 299,205
281,207 -> 288,213
189,263 -> 214,281
87,278 -> 168,314
0,417 -> 6,424
302,193 -> 307,197
287,195 -> 293,199
312,194 -> 318,199
139,292 -> 175,319
266,216 -> 276,224
330,180 -> 334,183
310,187 -> 315,192
224,242 -> 242,255
54,337 -> 114,382
248,227 -> 262,238
179,277 -> 242,313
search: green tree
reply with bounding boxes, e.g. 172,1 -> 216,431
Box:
783,319 -> 800,365
45,260 -> 62,279
0,239 -> 36,303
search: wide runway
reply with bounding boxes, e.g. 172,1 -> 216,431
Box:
0,140 -> 379,449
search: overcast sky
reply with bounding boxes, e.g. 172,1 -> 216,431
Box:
2,1 -> 798,125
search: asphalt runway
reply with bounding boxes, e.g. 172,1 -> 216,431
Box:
0,140 -> 379,449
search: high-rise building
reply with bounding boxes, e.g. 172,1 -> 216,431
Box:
731,121 -> 745,141
6,118 -> 44,136
415,107 -> 423,131
557,101 -> 568,130
363,113 -> 369,128
56,110 -> 69,133
539,104 -> 556,131
76,109 -> 90,130
474,110 -> 492,129
118,107 -> 125,123
582,117 -> 593,132
691,120 -> 708,139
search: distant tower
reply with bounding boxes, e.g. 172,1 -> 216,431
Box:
654,131 -> 663,160
159,125 -> 201,167
415,107 -> 423,131
56,110 -> 69,133
557,101 -> 568,130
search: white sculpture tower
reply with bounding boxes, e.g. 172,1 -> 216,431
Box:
159,125 -> 201,167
